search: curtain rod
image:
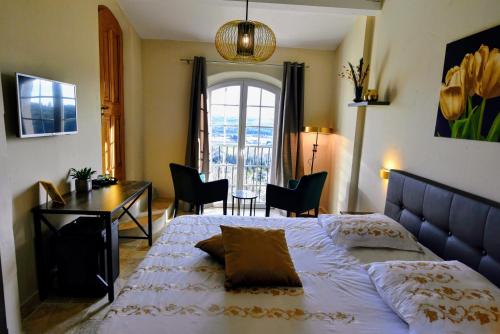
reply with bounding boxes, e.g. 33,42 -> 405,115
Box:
180,58 -> 309,68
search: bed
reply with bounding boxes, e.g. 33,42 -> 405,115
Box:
97,170 -> 500,333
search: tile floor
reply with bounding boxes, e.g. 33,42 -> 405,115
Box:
22,218 -> 162,334
22,203 -> 282,333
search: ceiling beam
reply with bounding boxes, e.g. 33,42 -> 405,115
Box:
225,0 -> 382,15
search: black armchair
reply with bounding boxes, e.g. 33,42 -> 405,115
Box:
169,163 -> 228,217
265,171 -> 327,218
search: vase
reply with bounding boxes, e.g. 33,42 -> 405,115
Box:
353,86 -> 363,102
75,179 -> 92,193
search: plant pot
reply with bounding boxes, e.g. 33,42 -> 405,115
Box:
75,179 -> 92,193
353,86 -> 363,102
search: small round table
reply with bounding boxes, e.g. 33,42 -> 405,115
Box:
232,190 -> 257,216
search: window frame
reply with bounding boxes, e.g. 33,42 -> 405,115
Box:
207,78 -> 281,205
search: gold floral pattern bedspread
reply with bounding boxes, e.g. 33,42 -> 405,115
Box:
98,215 -> 420,333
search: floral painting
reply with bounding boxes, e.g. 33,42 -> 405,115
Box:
435,25 -> 500,142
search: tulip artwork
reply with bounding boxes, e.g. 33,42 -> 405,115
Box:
435,25 -> 500,142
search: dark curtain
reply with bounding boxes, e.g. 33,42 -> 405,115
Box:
185,56 -> 209,176
275,62 -> 305,186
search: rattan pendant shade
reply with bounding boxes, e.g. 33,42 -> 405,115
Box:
215,1 -> 276,62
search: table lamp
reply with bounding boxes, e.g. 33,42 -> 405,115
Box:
302,126 -> 334,174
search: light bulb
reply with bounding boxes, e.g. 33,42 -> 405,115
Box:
241,34 -> 250,48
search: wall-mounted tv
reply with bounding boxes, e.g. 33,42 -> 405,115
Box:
16,73 -> 78,138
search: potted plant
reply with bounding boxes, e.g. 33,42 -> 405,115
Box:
338,58 -> 370,102
70,167 -> 96,193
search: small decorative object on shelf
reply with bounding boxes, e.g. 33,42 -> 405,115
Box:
339,57 -> 370,102
69,167 -> 96,193
364,89 -> 379,102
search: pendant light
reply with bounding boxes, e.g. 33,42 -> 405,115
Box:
215,0 -> 276,63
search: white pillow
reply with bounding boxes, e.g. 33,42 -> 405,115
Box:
319,213 -> 422,252
367,260 -> 500,334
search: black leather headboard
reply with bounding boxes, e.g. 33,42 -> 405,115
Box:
384,170 -> 500,287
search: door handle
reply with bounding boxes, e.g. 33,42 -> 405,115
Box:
101,105 -> 109,116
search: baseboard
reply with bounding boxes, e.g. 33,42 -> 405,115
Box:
20,292 -> 40,319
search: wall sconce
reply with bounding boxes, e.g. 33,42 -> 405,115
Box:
379,168 -> 390,180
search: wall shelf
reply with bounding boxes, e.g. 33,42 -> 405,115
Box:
348,101 -> 390,107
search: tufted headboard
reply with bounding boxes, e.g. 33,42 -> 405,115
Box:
384,170 -> 500,287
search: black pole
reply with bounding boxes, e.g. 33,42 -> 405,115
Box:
310,131 -> 319,174
245,0 -> 249,21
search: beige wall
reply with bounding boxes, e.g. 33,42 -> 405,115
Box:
0,0 -> 101,310
328,16 -> 368,212
0,0 -> 143,325
0,76 -> 22,334
331,0 -> 500,213
142,39 -> 336,206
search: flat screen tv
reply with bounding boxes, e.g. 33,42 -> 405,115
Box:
16,73 -> 78,138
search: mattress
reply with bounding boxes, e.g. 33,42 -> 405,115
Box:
98,215 -> 438,334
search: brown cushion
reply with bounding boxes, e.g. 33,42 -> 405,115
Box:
195,234 -> 225,263
220,225 -> 302,288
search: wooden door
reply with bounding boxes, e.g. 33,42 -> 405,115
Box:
98,5 -> 125,179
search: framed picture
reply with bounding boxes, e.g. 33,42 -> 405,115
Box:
434,25 -> 500,142
39,180 -> 66,205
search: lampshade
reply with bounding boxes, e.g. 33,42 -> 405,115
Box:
215,0 -> 276,63
302,126 -> 334,134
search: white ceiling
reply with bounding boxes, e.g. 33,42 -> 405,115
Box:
116,0 -> 382,50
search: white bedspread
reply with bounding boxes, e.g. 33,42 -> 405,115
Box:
97,215 -> 436,334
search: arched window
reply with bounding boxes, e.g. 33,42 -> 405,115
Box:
208,79 -> 280,205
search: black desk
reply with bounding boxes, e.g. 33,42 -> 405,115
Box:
32,180 -> 153,303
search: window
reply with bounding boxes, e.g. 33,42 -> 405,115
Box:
208,79 -> 280,204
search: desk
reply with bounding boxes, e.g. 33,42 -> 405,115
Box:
32,180 -> 152,303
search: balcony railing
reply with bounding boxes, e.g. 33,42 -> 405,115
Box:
209,144 -> 273,204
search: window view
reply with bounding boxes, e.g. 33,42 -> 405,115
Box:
209,85 -> 240,195
208,80 -> 279,204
